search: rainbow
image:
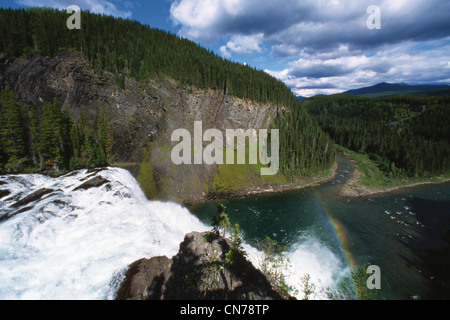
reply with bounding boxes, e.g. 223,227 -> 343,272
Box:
312,192 -> 357,270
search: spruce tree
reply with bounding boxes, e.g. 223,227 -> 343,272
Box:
97,106 -> 112,158
0,88 -> 28,170
39,101 -> 59,169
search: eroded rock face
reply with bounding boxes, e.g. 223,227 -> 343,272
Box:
115,256 -> 173,300
0,52 -> 280,203
0,52 -> 278,161
116,232 -> 284,300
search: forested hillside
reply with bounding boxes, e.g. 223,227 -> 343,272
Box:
0,7 -> 297,107
0,87 -> 110,172
304,94 -> 450,178
344,82 -> 450,98
0,7 -> 335,181
276,105 -> 335,178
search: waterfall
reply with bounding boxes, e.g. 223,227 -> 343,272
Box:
0,168 -> 208,300
0,167 -> 349,300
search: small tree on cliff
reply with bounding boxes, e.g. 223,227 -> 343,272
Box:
212,204 -> 231,238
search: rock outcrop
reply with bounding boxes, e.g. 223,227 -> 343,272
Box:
0,52 -> 278,159
116,232 -> 285,300
0,189 -> 10,199
73,176 -> 110,191
0,52 -> 281,203
11,188 -> 54,208
115,256 -> 173,300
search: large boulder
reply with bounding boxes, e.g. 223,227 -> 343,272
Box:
115,256 -> 172,300
116,232 -> 285,300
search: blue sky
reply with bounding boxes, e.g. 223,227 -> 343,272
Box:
2,0 -> 450,97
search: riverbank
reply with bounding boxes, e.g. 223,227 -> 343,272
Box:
337,147 -> 450,198
339,169 -> 450,198
185,163 -> 338,208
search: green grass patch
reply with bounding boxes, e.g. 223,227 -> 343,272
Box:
136,143 -> 159,199
337,145 -> 450,190
209,146 -> 288,194
210,162 -> 262,194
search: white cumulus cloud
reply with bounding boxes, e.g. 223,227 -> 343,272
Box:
15,0 -> 132,18
219,33 -> 264,58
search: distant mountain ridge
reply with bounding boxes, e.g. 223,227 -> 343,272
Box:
344,82 -> 450,97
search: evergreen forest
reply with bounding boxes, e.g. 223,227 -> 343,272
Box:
0,8 -> 334,177
0,87 -> 111,172
304,94 -> 450,178
0,7 -> 297,107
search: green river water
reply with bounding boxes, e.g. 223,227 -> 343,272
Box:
192,153 -> 450,300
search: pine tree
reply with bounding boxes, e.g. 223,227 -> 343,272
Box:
59,106 -> 74,169
28,107 -> 41,167
97,106 -> 112,158
38,99 -> 73,170
39,100 -> 60,169
0,88 -> 28,170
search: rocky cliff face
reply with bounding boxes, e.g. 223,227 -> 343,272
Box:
0,52 -> 278,160
115,232 -> 284,300
0,52 -> 281,203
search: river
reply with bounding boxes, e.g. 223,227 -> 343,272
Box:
0,156 -> 448,300
191,153 -> 450,300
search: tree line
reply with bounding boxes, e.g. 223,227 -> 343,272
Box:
275,104 -> 336,178
0,7 -> 298,108
305,94 -> 450,178
0,87 -> 112,173
0,7 -> 338,178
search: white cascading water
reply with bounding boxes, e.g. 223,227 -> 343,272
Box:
0,168 -> 344,300
286,240 -> 349,299
0,168 -> 209,300
244,236 -> 348,300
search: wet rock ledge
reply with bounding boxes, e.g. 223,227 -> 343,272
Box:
115,232 -> 285,300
